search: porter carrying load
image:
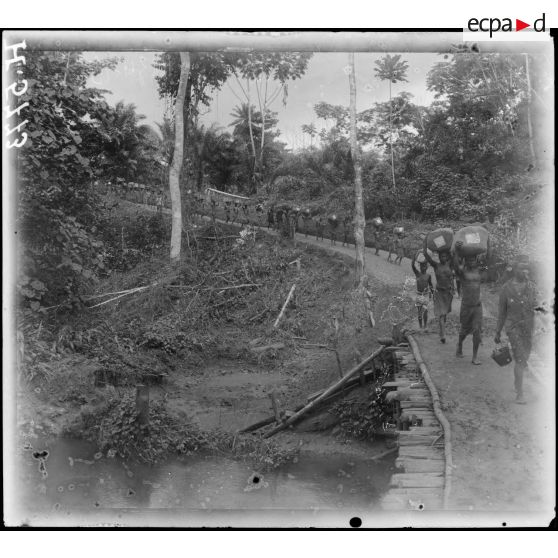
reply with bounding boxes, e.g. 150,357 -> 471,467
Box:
424,228 -> 454,254
452,225 -> 489,257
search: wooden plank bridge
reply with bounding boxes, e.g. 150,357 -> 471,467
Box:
380,338 -> 451,511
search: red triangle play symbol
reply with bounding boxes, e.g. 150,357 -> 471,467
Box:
516,19 -> 531,31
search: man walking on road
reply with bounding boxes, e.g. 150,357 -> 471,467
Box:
372,228 -> 381,256
424,250 -> 454,344
411,254 -> 433,330
494,256 -> 536,404
453,242 -> 483,365
315,216 -> 324,242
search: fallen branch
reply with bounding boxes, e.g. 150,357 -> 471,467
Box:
198,235 -> 239,240
87,285 -> 151,308
166,283 -> 261,292
203,283 -> 261,292
263,345 -> 384,438
273,283 -> 296,329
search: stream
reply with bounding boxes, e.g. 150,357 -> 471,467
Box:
16,436 -> 395,525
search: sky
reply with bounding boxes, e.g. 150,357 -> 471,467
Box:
85,51 -> 443,148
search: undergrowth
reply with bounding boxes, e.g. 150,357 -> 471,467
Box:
76,392 -> 297,470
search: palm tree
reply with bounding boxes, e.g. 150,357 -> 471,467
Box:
101,101 -> 155,181
374,54 -> 409,190
230,103 -> 258,176
301,123 -> 317,149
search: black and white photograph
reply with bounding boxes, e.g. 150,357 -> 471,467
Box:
2,29 -> 555,529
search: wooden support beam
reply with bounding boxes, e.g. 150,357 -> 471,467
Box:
264,345 -> 385,438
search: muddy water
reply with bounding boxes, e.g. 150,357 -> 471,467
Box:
17,437 -> 394,524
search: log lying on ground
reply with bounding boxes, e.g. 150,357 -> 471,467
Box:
263,345 -> 385,438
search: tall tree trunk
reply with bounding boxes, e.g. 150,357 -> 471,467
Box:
246,81 -> 257,183
169,52 -> 190,262
389,80 -> 396,190
196,142 -> 204,191
524,54 -> 537,168
348,53 -> 366,286
257,78 -> 269,194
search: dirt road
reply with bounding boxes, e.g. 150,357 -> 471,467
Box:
300,230 -> 554,519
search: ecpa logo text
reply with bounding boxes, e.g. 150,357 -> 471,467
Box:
467,13 -> 545,37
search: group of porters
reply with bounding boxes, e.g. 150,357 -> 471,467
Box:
410,224 -> 537,405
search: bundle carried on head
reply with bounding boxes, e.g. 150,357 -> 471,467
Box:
452,225 -> 490,257
424,228 -> 454,254
394,226 -> 404,235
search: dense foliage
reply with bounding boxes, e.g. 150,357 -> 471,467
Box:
16,52 -> 165,312
16,49 -> 549,312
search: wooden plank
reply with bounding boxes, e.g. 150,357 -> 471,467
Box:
390,476 -> 444,489
399,437 -> 441,446
396,452 -> 446,463
398,433 -> 441,441
396,457 -> 444,467
399,446 -> 445,460
417,420 -> 440,428
383,381 -> 412,388
391,472 -> 443,479
405,389 -> 429,396
396,460 -> 445,473
398,445 -> 444,454
401,402 -> 433,409
399,430 -> 442,438
400,410 -> 436,417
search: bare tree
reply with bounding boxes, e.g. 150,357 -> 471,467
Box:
169,52 -> 191,262
348,53 -> 366,287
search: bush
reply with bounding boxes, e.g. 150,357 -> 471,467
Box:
85,392 -> 297,469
